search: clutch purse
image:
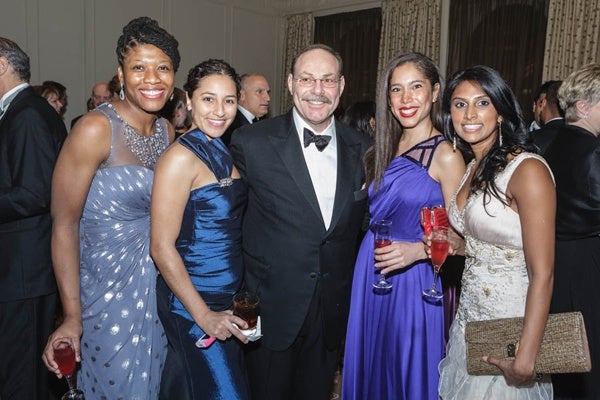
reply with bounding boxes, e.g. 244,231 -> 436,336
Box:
465,311 -> 592,375
420,206 -> 449,235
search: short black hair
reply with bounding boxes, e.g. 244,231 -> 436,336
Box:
116,17 -> 180,72
535,80 -> 564,116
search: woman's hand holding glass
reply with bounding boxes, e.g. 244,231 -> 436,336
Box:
43,317 -> 82,378
198,309 -> 250,344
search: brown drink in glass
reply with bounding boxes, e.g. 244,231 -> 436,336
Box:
233,292 -> 259,330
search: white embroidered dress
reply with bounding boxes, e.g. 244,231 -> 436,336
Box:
438,153 -> 553,399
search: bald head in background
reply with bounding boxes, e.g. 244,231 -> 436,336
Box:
239,74 -> 271,119
91,82 -> 110,108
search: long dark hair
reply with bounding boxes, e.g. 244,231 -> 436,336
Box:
443,65 -> 535,206
365,52 -> 443,188
342,101 -> 375,137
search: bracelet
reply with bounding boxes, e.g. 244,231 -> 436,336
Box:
535,372 -> 543,382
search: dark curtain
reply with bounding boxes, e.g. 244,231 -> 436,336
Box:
314,8 -> 382,116
447,0 -> 548,122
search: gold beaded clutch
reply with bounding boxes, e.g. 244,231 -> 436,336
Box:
465,311 -> 592,375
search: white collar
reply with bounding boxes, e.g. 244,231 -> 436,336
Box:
292,107 -> 335,139
237,105 -> 255,123
0,83 -> 28,112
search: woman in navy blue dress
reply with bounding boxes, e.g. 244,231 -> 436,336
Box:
150,59 -> 250,399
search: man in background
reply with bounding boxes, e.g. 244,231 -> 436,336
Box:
0,36 -> 67,400
230,44 -> 371,400
531,80 -> 565,154
70,81 -> 111,128
221,73 -> 270,145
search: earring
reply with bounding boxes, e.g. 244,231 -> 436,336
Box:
119,84 -> 125,101
498,121 -> 503,147
170,92 -> 174,101
452,135 -> 457,152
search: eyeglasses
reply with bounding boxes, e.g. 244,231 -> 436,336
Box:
294,77 -> 340,88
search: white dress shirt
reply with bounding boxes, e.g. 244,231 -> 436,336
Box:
238,105 -> 256,123
292,108 -> 337,230
0,83 -> 28,121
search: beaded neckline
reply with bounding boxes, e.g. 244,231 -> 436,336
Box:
105,103 -> 166,169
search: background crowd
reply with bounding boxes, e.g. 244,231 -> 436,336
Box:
0,14 -> 598,400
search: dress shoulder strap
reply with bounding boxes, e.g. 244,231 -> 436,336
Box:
178,129 -> 232,180
404,135 -> 446,170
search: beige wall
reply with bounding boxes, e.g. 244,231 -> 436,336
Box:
0,0 -> 378,123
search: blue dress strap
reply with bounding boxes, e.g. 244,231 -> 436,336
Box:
178,129 -> 232,180
404,135 -> 446,170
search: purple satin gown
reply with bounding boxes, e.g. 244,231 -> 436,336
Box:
342,136 -> 446,400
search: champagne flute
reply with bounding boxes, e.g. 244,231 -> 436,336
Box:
52,338 -> 85,400
422,228 -> 449,300
372,219 -> 393,290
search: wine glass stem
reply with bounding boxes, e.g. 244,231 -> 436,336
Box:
429,269 -> 440,292
65,374 -> 75,391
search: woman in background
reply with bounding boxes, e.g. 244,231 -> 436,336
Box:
342,52 -> 465,400
42,17 -> 179,399
438,65 -> 554,399
151,59 -> 250,399
342,100 -> 375,137
545,63 -> 600,400
159,87 -> 193,137
35,83 -> 65,115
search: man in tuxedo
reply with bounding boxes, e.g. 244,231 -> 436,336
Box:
230,44 -> 372,400
531,80 -> 565,155
221,73 -> 270,146
0,37 -> 67,399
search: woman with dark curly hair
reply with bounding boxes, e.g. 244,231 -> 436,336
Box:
42,17 -> 179,399
151,59 -> 250,399
438,66 -> 555,398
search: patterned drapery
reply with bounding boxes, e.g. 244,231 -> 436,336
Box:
280,13 -> 314,114
377,0 -> 441,79
543,0 -> 600,81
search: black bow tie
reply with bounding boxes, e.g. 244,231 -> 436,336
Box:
303,128 -> 331,151
252,117 -> 259,123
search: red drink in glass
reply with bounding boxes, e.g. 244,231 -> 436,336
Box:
430,240 -> 450,270
54,346 -> 76,376
374,238 -> 392,248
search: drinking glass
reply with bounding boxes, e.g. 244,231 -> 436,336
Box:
233,291 -> 260,333
52,338 -> 85,400
422,228 -> 449,300
372,219 -> 393,290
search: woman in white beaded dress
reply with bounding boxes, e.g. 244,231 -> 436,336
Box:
42,17 -> 179,399
437,65 -> 555,399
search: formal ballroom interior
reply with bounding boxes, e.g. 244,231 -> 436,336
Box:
1,0 -> 598,125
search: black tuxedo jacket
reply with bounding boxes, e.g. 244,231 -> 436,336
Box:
532,118 -> 565,155
230,110 -> 372,351
222,110 -> 251,146
0,86 -> 67,301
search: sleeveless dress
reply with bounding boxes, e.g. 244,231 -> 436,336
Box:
156,128 -> 250,399
78,103 -> 168,399
342,135 -> 446,400
438,153 -> 553,399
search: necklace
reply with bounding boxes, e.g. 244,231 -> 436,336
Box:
108,103 -> 167,169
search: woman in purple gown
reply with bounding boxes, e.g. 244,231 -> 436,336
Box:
342,53 -> 465,400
